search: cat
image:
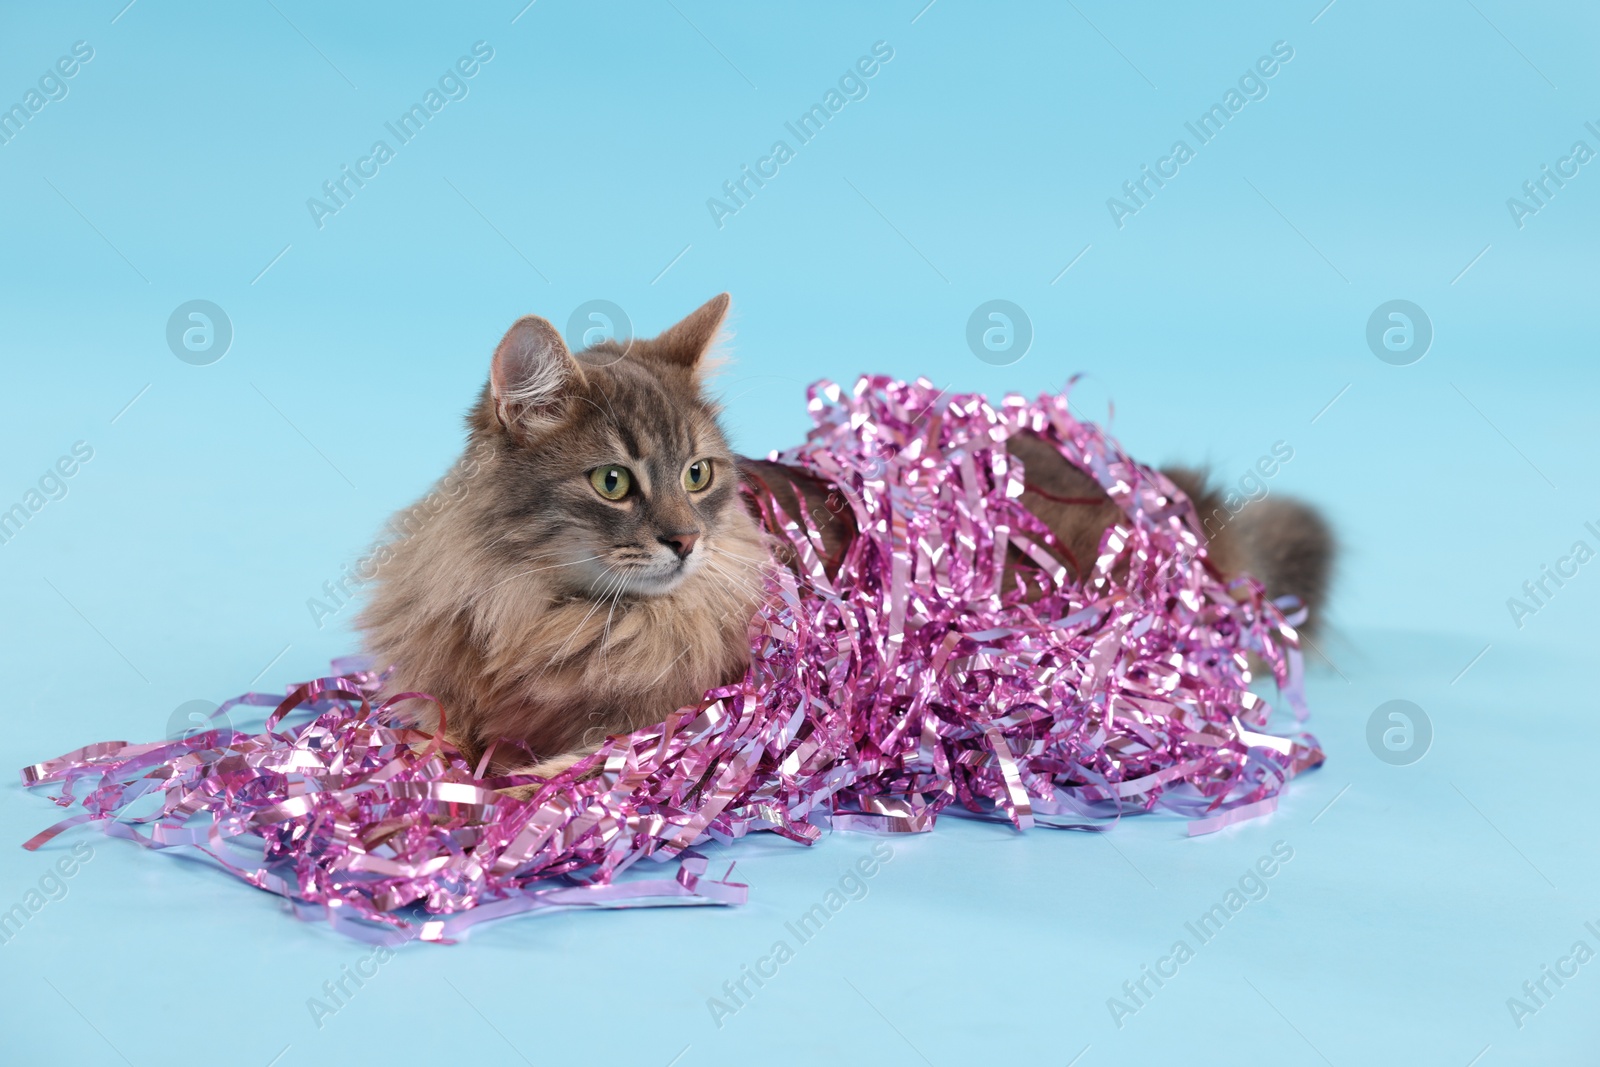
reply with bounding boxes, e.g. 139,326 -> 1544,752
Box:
358,294 -> 1333,785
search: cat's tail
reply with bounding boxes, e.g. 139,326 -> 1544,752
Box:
1229,496 -> 1335,627
1164,467 -> 1335,630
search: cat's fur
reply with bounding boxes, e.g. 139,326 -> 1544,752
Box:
360,295 -> 1333,783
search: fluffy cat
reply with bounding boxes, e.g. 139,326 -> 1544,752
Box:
359,295 -> 1332,784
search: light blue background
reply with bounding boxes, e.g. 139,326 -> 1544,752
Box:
3,1 -> 1597,1063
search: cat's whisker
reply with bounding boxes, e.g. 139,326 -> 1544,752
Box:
547,567 -> 624,665
572,392 -> 618,428
699,555 -> 771,603
601,570 -> 636,654
597,564 -> 633,647
539,592 -> 609,672
601,575 -> 630,653
699,564 -> 761,604
470,554 -> 604,603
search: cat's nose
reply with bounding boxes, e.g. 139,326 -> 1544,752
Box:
659,530 -> 700,559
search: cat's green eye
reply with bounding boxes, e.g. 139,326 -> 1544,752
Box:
589,465 -> 632,501
683,459 -> 714,492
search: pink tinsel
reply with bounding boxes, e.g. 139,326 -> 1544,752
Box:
21,377 -> 1321,943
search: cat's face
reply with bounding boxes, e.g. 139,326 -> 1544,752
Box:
472,295 -> 749,599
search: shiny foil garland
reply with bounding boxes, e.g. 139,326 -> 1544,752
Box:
21,377 -> 1322,943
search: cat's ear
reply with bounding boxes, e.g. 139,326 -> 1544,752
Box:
490,315 -> 585,436
643,293 -> 730,370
